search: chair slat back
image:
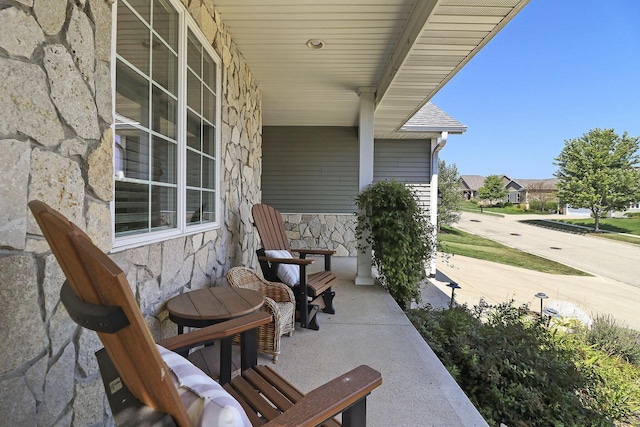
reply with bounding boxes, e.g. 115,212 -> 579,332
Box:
252,204 -> 291,251
28,201 -> 191,426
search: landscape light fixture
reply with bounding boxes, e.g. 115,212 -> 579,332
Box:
534,292 -> 548,316
542,307 -> 559,326
447,282 -> 461,308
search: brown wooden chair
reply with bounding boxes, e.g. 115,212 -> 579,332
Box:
29,200 -> 381,426
227,266 -> 295,363
252,204 -> 337,330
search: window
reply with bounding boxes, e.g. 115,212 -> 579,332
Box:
113,0 -> 220,249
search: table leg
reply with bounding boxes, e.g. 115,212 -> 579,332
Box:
219,337 -> 232,385
240,328 -> 257,371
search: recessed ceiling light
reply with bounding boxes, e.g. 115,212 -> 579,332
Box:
306,39 -> 325,50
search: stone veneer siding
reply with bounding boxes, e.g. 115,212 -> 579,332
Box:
0,1 -> 262,426
281,213 -> 358,257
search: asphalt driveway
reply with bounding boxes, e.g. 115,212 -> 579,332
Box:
455,212 -> 640,288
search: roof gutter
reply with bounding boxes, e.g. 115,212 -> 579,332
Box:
433,131 -> 448,157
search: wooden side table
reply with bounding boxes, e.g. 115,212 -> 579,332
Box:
167,287 -> 264,333
166,287 -> 264,384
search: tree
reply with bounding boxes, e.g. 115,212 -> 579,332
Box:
477,175 -> 507,206
437,159 -> 462,231
554,128 -> 640,232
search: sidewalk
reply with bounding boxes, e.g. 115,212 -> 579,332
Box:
266,256 -> 488,427
427,253 -> 640,330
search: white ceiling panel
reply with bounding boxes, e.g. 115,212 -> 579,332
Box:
211,0 -> 529,136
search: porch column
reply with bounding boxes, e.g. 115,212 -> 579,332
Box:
429,132 -> 448,277
355,87 -> 376,285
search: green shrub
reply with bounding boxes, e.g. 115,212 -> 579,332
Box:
553,318 -> 640,424
354,180 -> 434,309
586,315 -> 640,364
406,301 -> 640,426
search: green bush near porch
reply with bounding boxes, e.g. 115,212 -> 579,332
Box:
355,180 -> 434,310
407,301 -> 640,427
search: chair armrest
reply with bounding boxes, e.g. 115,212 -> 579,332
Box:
264,365 -> 382,427
258,256 -> 314,265
261,280 -> 296,303
292,249 -> 335,256
158,311 -> 272,353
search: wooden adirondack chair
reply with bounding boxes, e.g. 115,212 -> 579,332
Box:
252,204 -> 337,330
29,200 -> 381,427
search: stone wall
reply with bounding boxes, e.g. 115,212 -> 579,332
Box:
0,1 -> 262,426
281,213 -> 358,256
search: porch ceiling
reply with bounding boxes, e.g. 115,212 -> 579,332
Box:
212,0 -> 529,138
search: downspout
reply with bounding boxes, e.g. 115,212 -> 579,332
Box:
429,131 -> 448,277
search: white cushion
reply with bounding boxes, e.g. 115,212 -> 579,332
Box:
157,345 -> 251,427
264,250 -> 299,287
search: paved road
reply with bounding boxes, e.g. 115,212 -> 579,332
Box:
422,212 -> 640,329
454,212 -> 640,288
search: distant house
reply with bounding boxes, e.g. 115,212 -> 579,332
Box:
459,174 -> 510,201
505,178 -> 558,207
459,175 -> 486,200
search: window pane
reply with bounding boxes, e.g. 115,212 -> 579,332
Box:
187,31 -> 200,77
151,185 -> 176,230
115,1 -> 220,241
151,135 -> 176,183
187,70 -> 200,113
186,150 -> 201,187
202,191 -> 215,223
186,111 -> 201,150
115,181 -> 149,235
152,85 -> 176,139
116,61 -> 150,127
115,128 -> 149,180
152,36 -> 177,95
153,0 -> 178,51
203,88 -> 215,123
202,157 -> 215,190
117,3 -> 150,75
202,123 -> 214,156
186,189 -> 202,223
126,0 -> 151,22
203,53 -> 215,91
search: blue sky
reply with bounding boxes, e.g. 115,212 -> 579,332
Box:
430,0 -> 640,179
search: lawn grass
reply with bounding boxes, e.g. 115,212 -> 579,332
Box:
438,226 -> 591,276
557,218 -> 640,236
522,218 -> 640,246
460,200 -> 548,215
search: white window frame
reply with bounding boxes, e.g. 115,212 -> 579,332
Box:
111,0 -> 221,251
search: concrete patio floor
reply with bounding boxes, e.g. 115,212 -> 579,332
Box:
254,256 -> 488,427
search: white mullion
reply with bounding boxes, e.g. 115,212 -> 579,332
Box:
110,2 -> 118,244
176,9 -> 187,233
214,38 -> 221,226
147,3 -> 154,233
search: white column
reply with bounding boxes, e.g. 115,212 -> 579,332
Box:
429,139 -> 439,277
355,87 -> 376,285
429,132 -> 447,277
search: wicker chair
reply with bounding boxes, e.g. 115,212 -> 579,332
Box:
227,266 -> 295,363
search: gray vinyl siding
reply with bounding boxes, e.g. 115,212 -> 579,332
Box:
262,126 -> 359,213
374,140 -> 431,182
374,139 -> 432,208
262,132 -> 434,213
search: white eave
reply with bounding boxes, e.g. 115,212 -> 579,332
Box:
212,0 -> 529,138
